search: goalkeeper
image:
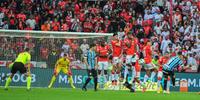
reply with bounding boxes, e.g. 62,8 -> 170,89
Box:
5,48 -> 32,90
48,53 -> 75,89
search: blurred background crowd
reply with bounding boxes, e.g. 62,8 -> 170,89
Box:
0,0 -> 199,72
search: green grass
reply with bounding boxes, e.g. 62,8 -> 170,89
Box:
0,87 -> 199,100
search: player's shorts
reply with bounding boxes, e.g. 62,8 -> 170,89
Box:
98,61 -> 108,70
162,69 -> 174,78
112,57 -> 121,65
87,69 -> 97,77
54,66 -> 71,75
131,67 -> 140,78
144,63 -> 156,70
157,71 -> 163,78
11,62 -> 26,74
126,55 -> 133,64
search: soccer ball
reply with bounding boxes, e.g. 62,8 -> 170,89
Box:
138,59 -> 145,65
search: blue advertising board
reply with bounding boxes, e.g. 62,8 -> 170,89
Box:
0,67 -> 200,92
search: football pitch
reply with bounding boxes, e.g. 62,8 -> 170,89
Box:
0,87 -> 199,100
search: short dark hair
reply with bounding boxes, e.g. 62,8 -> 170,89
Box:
63,53 -> 68,57
90,43 -> 96,48
177,51 -> 182,55
113,33 -> 118,36
25,48 -> 30,52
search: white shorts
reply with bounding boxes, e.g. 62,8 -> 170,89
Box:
98,61 -> 108,70
126,55 -> 133,64
144,63 -> 156,70
157,71 -> 163,78
131,67 -> 140,78
112,57 -> 122,65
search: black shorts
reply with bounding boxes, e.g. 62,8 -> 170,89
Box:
87,69 -> 97,77
11,62 -> 27,74
163,70 -> 174,78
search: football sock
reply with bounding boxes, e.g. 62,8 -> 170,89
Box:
5,77 -> 12,89
172,77 -> 175,86
150,72 -> 156,82
164,79 -> 167,91
157,79 -> 161,91
132,80 -> 135,90
167,80 -> 170,91
143,74 -> 149,83
94,77 -> 98,90
68,76 -> 75,88
83,78 -> 91,87
27,76 -> 31,90
48,75 -> 56,88
111,72 -> 115,82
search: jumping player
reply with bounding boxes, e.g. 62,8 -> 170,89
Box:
111,33 -> 123,88
123,32 -> 137,92
157,52 -> 170,93
96,40 -> 110,88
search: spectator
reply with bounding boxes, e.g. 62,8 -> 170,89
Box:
61,41 -> 70,57
26,15 -> 36,30
187,53 -> 198,72
0,10 -> 4,24
80,39 -> 89,58
41,21 -> 50,31
0,0 -> 199,72
83,17 -> 93,32
160,36 -> 171,55
40,45 -> 49,61
161,27 -> 170,39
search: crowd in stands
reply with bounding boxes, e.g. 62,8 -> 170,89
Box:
0,0 -> 199,72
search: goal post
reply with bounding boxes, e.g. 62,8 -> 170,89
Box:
0,29 -> 113,69
0,29 -> 113,39
0,29 -> 113,88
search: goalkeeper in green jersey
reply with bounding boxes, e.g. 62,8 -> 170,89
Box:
5,48 -> 32,91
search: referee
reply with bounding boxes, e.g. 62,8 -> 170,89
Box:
162,51 -> 189,93
5,48 -> 32,90
82,43 -> 98,91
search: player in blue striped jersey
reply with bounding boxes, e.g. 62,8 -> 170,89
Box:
82,43 -> 98,91
162,51 -> 189,93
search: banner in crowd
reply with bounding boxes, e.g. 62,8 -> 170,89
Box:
0,67 -> 199,92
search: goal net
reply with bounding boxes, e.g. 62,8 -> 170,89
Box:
0,29 -> 112,69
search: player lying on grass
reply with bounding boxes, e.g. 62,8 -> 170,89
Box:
82,44 -> 98,91
162,51 -> 191,94
5,48 -> 32,90
48,54 -> 75,89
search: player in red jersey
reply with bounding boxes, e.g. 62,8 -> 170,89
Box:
157,52 -> 170,93
123,33 -> 136,81
111,33 -> 123,88
142,40 -> 155,84
96,40 -> 111,87
123,33 -> 139,92
131,53 -> 147,92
